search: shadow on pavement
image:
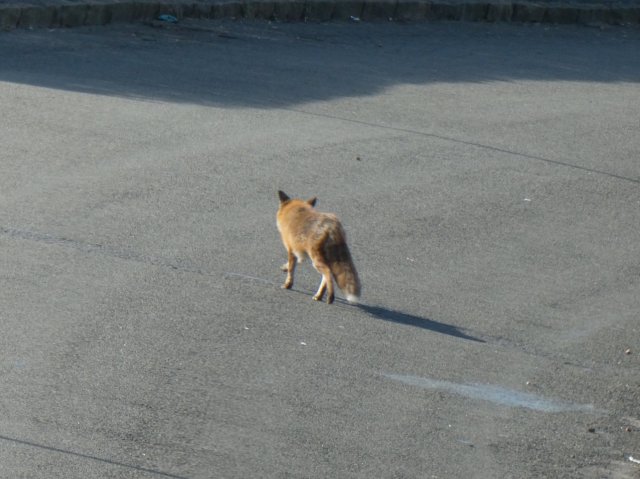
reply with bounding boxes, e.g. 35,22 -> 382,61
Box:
1,20 -> 638,109
287,288 -> 482,342
357,303 -> 485,342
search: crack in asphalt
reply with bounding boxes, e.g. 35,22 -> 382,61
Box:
0,434 -> 191,479
282,107 -> 640,185
0,226 -> 207,277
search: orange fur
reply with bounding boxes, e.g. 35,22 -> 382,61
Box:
276,190 -> 361,304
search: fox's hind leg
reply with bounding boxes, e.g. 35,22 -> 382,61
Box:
282,249 -> 296,289
313,276 -> 327,302
310,251 -> 334,304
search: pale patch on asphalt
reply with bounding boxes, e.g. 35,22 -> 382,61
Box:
223,271 -> 279,285
383,373 -> 602,413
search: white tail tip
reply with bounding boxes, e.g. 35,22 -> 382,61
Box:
346,294 -> 359,304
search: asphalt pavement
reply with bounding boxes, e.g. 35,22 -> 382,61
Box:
1,19 -> 639,478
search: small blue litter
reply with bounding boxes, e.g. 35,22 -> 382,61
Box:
158,14 -> 178,23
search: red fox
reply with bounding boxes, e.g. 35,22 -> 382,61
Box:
276,190 -> 361,304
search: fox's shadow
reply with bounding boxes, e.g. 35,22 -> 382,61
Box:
354,303 -> 484,343
285,287 -> 483,343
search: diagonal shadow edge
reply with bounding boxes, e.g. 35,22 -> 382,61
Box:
356,304 -> 485,343
279,288 -> 484,343
0,434 -> 190,479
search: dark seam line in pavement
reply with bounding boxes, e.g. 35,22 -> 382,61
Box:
1,227 -> 279,286
1,227 -> 280,287
0,226 -> 208,276
285,107 -> 640,185
0,434 -> 190,479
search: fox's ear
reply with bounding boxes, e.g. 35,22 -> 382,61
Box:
278,190 -> 290,203
307,197 -> 317,207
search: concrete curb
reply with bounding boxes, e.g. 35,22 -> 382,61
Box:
1,0 -> 639,30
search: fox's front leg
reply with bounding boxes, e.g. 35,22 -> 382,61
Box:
282,249 -> 296,289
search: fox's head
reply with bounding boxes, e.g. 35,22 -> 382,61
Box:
278,190 -> 317,208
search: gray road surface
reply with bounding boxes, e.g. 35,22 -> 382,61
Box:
1,19 -> 639,478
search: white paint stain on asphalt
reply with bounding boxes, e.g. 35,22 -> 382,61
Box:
383,373 -> 602,414
223,271 -> 277,285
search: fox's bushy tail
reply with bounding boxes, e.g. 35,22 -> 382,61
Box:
326,242 -> 361,303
